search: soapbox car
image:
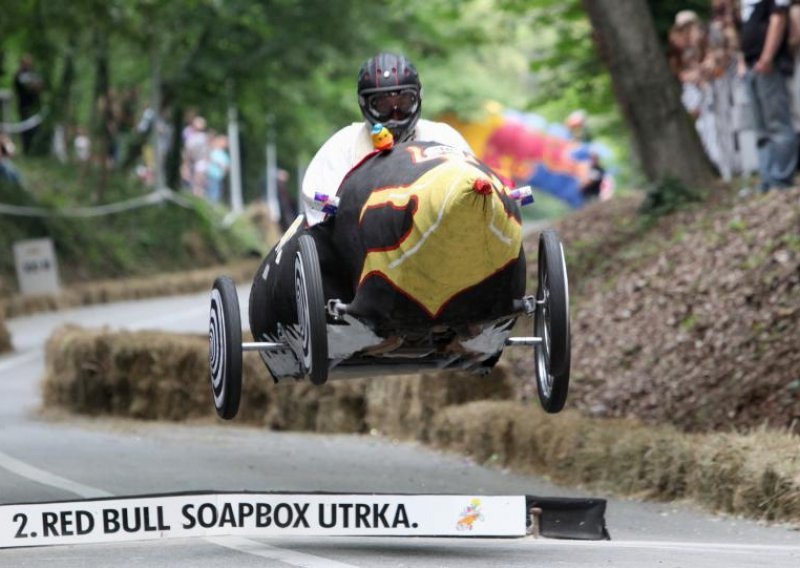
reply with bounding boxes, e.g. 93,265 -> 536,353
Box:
208,141 -> 570,419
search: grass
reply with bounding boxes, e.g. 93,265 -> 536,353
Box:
0,157 -> 265,291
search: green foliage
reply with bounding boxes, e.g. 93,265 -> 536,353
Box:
2,0 -> 560,195
522,192 -> 572,222
0,158 -> 262,286
639,176 -> 703,220
1,0 -> 646,225
493,0 -> 631,182
1,1 -> 597,147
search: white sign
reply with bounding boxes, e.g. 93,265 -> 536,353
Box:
0,493 -> 526,548
12,238 -> 60,296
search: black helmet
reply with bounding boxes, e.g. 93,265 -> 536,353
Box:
357,52 -> 422,142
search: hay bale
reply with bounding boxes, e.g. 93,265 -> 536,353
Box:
430,400 -> 800,523
42,325 -> 373,432
42,326 -> 514,436
44,326 -> 227,420
261,379 -> 370,433
694,431 -> 800,521
364,366 -> 514,442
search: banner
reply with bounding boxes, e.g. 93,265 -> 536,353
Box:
441,106 -> 615,208
0,492 -> 526,548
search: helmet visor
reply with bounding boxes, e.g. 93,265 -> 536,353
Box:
367,89 -> 419,122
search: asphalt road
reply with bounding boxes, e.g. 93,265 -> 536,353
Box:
1,290 -> 799,566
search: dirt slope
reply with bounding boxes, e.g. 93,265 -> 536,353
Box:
524,189 -> 800,433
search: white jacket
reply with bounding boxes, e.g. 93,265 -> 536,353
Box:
301,119 -> 473,225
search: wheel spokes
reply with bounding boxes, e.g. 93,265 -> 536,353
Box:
535,267 -> 554,396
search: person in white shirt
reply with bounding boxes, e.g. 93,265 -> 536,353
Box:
301,52 -> 473,225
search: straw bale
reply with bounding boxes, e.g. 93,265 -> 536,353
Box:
692,431 -> 800,520
364,366 -> 514,442
43,326 -> 515,436
430,400 -> 800,523
42,325 -> 374,432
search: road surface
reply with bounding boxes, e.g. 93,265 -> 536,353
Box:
1,291 -> 799,566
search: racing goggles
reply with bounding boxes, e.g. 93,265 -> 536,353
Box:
367,89 -> 419,121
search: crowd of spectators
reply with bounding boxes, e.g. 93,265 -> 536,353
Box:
1,52 -> 231,203
669,1 -> 800,191
179,113 -> 230,204
7,6 -> 796,201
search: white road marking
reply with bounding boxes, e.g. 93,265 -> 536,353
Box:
0,449 -> 355,566
127,305 -> 208,330
207,536 -> 359,567
0,450 -> 112,499
1,299 -> 350,566
0,350 -> 40,374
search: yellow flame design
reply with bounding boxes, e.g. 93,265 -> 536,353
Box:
358,149 -> 521,316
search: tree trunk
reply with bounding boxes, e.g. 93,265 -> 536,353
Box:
92,28 -> 112,201
52,39 -> 76,125
28,0 -> 55,157
165,104 -> 183,190
582,0 -> 715,186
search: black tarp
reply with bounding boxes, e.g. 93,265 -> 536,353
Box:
249,141 -> 527,379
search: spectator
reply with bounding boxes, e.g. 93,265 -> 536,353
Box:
205,134 -> 230,204
12,53 -> 43,155
581,153 -> 605,201
114,86 -> 139,166
184,116 -> 210,196
670,11 -> 726,171
276,168 -> 298,231
133,103 -> 173,185
741,0 -> 798,191
669,10 -> 708,83
565,109 -> 593,142
0,133 -> 22,185
707,1 -> 739,77
73,126 -> 91,163
788,1 -> 800,132
670,12 -> 706,117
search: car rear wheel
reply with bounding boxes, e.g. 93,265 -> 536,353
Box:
209,275 -> 243,419
534,230 -> 570,413
294,234 -> 329,386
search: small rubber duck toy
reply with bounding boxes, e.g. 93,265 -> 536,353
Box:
371,123 -> 394,151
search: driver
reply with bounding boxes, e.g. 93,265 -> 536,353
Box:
301,52 -> 474,225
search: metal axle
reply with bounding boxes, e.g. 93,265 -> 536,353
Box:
242,341 -> 287,352
505,337 -> 543,346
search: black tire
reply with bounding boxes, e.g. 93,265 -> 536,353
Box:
209,276 -> 243,419
295,234 -> 329,385
534,230 -> 571,413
